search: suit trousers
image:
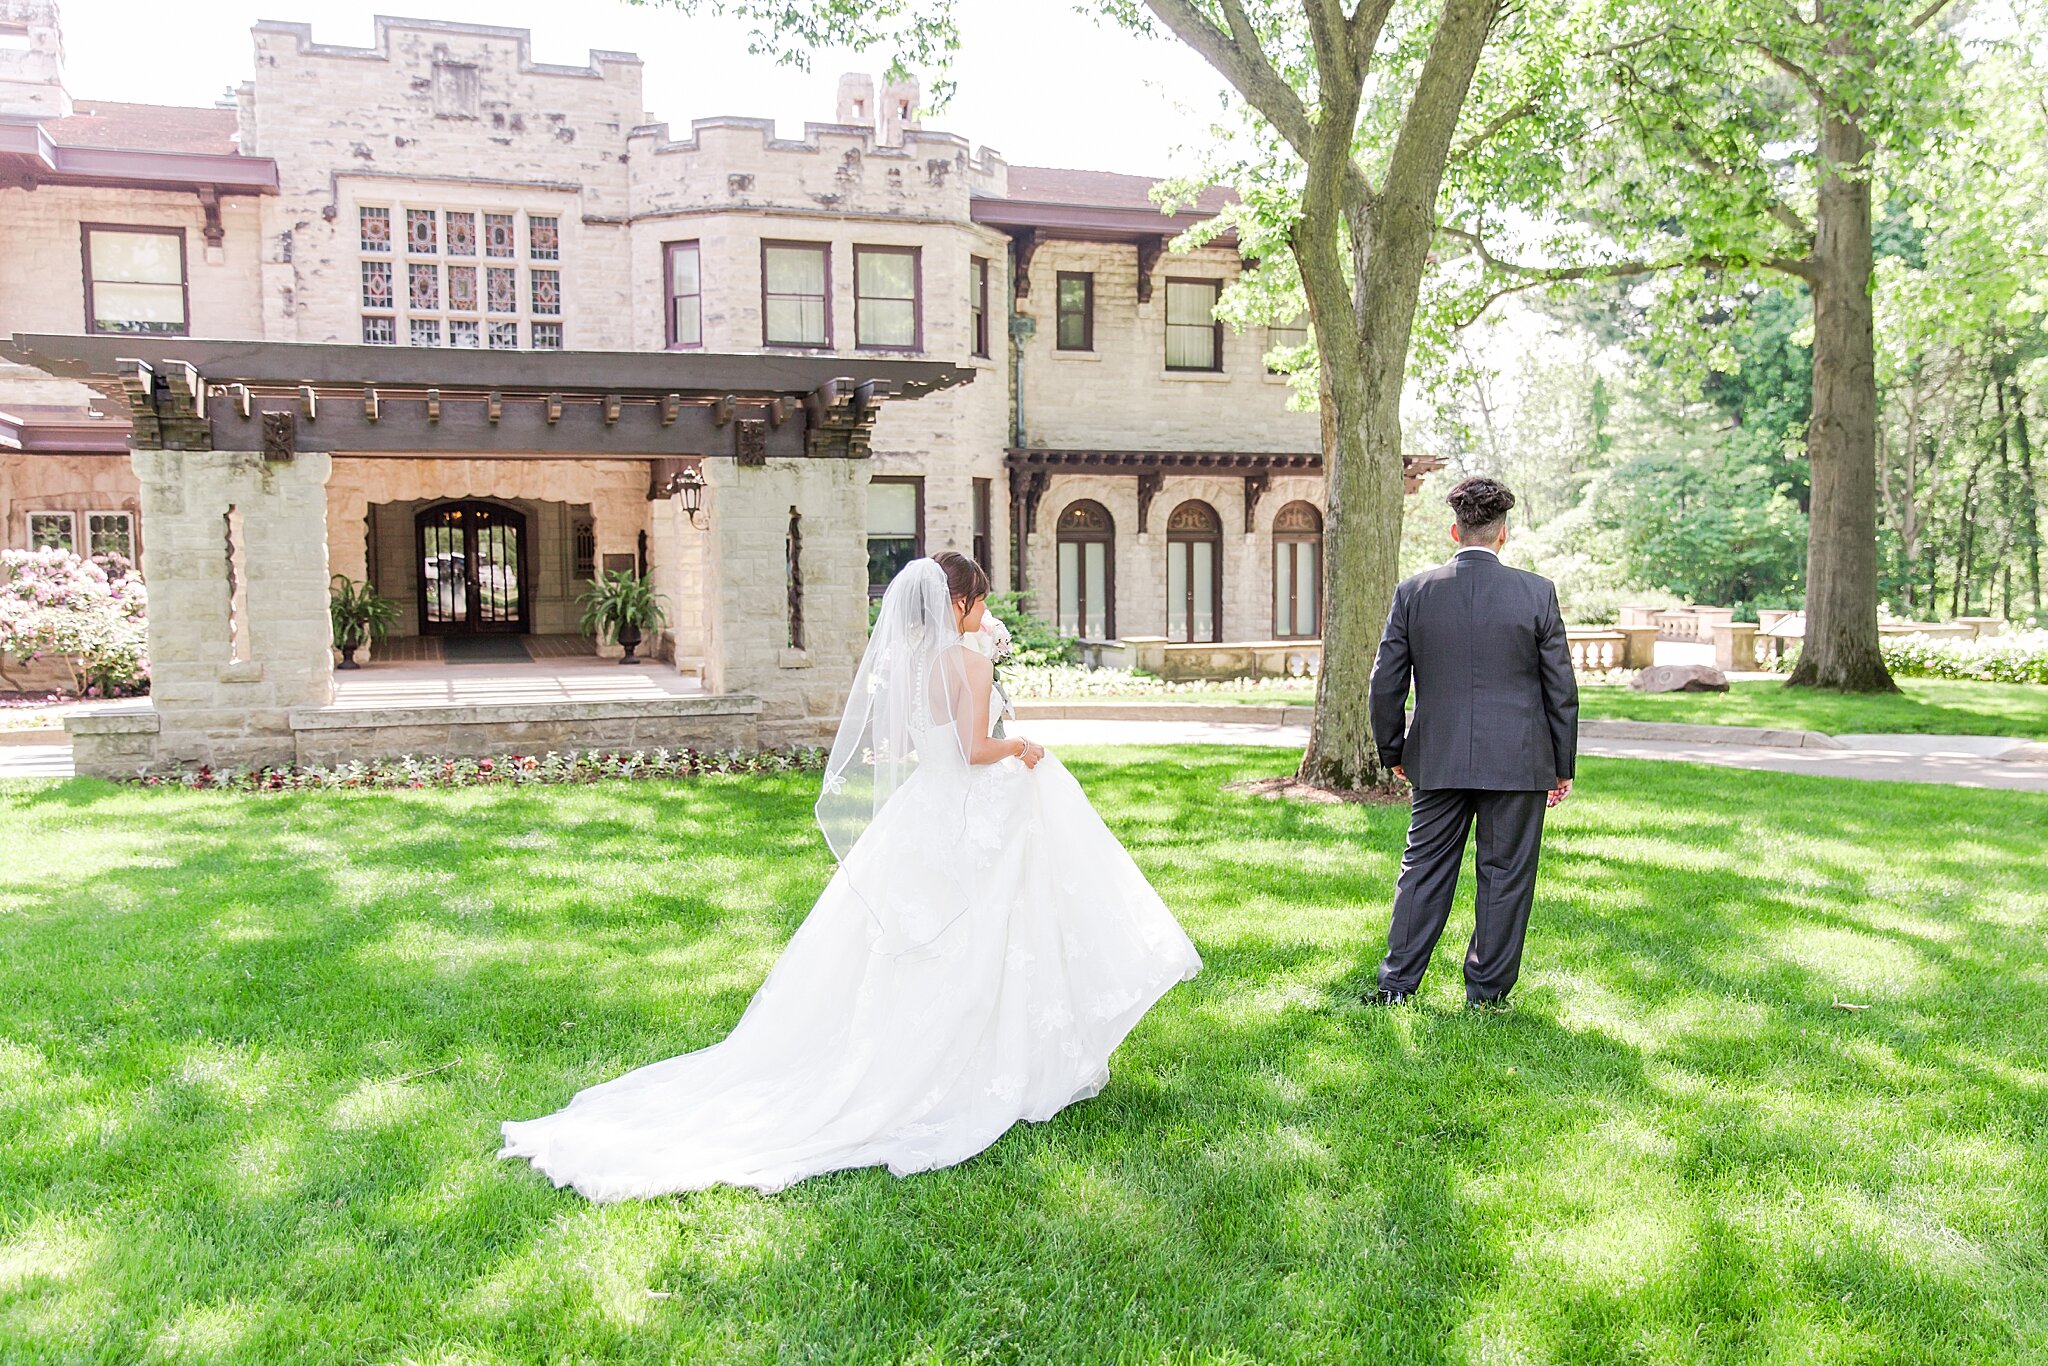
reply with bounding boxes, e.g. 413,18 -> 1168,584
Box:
1378,787 -> 1547,1002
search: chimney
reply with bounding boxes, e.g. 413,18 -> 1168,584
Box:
878,75 -> 920,147
835,72 -> 875,130
0,0 -> 70,120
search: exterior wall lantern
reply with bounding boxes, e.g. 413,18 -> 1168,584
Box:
678,465 -> 706,526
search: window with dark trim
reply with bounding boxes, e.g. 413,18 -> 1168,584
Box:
854,245 -> 919,350
972,477 -> 993,572
82,225 -> 188,336
1272,501 -> 1323,638
762,240 -> 830,347
1166,500 -> 1222,642
1165,278 -> 1223,372
1055,272 -> 1093,351
1266,315 -> 1309,373
867,476 -> 924,595
1056,499 -> 1115,639
970,256 -> 990,358
665,241 -> 702,348
87,511 -> 135,563
26,510 -> 77,552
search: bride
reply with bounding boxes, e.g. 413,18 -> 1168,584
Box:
499,551 -> 1202,1199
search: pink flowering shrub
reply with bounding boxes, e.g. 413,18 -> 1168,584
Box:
0,548 -> 150,696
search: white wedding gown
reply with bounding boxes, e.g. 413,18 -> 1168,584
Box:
498,713 -> 1202,1200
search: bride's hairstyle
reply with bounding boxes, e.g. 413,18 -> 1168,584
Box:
933,550 -> 990,605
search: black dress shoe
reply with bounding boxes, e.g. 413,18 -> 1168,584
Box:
1464,996 -> 1512,1014
1363,988 -> 1413,1006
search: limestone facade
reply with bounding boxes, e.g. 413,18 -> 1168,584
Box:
4,6 -> 1341,733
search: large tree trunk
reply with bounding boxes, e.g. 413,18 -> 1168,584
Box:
1788,86 -> 1896,692
1296,0 -> 1501,789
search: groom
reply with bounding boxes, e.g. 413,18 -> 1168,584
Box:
1365,477 -> 1578,1008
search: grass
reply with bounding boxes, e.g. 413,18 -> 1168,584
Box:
3,751 -> 2046,1363
1036,675 -> 2048,739
1578,677 -> 2048,739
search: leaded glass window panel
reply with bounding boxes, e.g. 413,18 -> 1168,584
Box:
445,211 -> 476,256
409,262 -> 440,311
406,209 -> 438,255
530,268 -> 560,316
529,215 -> 559,260
359,206 -> 392,253
484,213 -> 515,257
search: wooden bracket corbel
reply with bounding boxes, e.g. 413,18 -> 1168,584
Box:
425,388 -> 441,423
486,391 -> 503,423
362,386 -> 380,421
544,393 -> 563,424
712,394 -> 736,426
1010,228 -> 1040,299
297,385 -> 318,420
1135,235 -> 1166,305
603,394 -> 622,425
660,393 -> 680,426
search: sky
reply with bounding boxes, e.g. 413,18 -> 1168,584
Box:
56,0 -> 1234,175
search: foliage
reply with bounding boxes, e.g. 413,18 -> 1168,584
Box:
624,0 -> 960,101
4,751 -> 2047,1360
577,569 -> 668,644
0,547 -> 148,696
328,575 -> 400,650
982,591 -> 1077,667
1771,631 -> 2048,687
124,746 -> 829,792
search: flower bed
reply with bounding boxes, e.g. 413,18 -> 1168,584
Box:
1769,630 -> 2048,685
124,746 -> 829,792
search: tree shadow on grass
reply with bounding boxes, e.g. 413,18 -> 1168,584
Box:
2,755 -> 2045,1362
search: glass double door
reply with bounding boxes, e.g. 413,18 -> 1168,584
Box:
416,501 -> 528,634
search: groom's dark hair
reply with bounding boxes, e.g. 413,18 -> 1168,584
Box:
1447,477 -> 1516,544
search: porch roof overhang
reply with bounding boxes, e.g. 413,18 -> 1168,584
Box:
0,121 -> 279,196
1,334 -> 974,462
969,196 -> 1235,247
1005,447 -> 1445,537
0,404 -> 132,455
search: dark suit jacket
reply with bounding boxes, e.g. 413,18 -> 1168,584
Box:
1369,550 -> 1579,791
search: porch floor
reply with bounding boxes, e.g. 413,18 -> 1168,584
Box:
367,633 -> 597,664
331,654 -> 704,709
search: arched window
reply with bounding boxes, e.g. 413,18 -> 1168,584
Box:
1056,499 -> 1114,639
1272,501 -> 1323,639
1166,500 -> 1222,643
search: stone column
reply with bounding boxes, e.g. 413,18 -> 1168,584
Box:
701,455 -> 868,747
128,448 -> 334,770
1712,622 -> 1759,673
1617,625 -> 1659,669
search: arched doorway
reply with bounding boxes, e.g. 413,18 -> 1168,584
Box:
415,500 -> 530,635
1055,498 -> 1115,639
1166,500 -> 1222,643
1272,501 -> 1323,639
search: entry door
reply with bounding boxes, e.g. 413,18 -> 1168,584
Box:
416,501 -> 528,634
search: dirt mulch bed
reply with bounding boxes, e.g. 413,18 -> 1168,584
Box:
1224,775 -> 1411,806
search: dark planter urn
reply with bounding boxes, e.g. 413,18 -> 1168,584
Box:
337,635 -> 363,670
617,620 -> 644,665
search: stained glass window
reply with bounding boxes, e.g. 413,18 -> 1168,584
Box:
360,260 -> 393,309
409,318 -> 442,347
362,315 -> 395,345
446,265 -> 477,312
359,206 -> 392,253
445,211 -> 476,256
27,512 -> 76,552
88,512 -> 135,561
529,215 -> 559,260
530,268 -> 560,316
488,320 -> 519,349
531,321 -> 562,350
484,213 -> 515,257
449,319 -> 481,348
406,209 -> 438,255
408,262 -> 440,311
486,267 -> 517,313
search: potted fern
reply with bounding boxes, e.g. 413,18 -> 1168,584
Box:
329,574 -> 399,669
579,568 -> 668,665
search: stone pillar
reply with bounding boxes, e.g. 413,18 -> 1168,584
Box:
1617,625 -> 1659,669
129,448 -> 334,770
701,455 -> 868,746
1712,622 -> 1759,673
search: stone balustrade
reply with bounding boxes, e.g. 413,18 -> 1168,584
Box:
1122,636 -> 1322,682
1566,629 -> 1626,673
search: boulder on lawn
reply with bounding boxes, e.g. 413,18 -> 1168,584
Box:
1629,663 -> 1729,693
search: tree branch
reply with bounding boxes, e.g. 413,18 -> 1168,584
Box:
1140,0 -> 1316,155
1910,0 -> 1956,31
1436,221 -> 1819,328
1346,0 -> 1399,72
1446,97 -> 1537,166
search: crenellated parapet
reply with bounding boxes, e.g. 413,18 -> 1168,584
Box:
627,115 -> 1007,224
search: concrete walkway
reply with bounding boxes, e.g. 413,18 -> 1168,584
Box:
1011,713 -> 2048,792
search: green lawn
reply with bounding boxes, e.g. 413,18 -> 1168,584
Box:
1578,677 -> 2048,739
3,752 -> 2045,1363
1040,676 -> 2048,739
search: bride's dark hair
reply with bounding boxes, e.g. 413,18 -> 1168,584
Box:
933,550 -> 990,605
